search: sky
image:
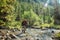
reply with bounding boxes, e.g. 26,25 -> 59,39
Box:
44,0 -> 49,7
59,0 -> 60,3
44,0 -> 60,7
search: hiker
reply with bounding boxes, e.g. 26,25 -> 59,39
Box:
22,19 -> 28,33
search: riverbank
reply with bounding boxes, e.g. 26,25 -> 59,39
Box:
0,28 -> 60,40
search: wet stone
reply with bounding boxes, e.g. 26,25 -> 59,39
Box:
37,39 -> 39,40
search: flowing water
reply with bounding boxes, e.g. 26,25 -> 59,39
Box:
26,28 -> 53,40
17,28 -> 60,40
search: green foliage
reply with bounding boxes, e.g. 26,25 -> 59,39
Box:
6,21 -> 21,29
22,9 -> 40,26
0,0 -> 60,29
0,0 -> 21,29
55,32 -> 60,37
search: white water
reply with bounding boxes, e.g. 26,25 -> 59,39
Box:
18,28 -> 60,40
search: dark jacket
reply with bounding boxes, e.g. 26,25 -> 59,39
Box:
22,20 -> 27,26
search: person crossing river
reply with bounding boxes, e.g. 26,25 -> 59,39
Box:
22,19 -> 28,33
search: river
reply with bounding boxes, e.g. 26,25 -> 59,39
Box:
17,28 -> 60,40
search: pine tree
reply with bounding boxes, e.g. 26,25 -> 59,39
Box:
0,0 -> 20,29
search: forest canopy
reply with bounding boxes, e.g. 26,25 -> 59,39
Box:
0,0 -> 60,29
